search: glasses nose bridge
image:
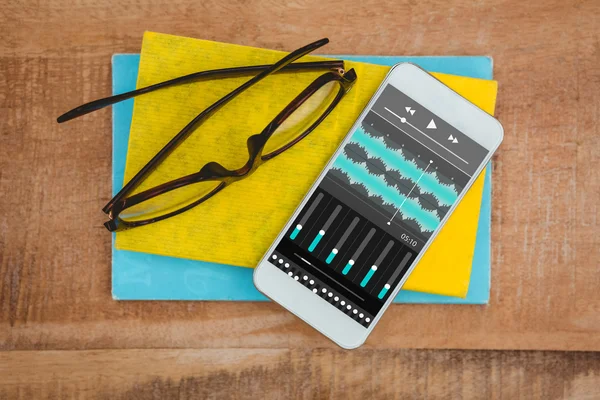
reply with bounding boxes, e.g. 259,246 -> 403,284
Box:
230,151 -> 263,180
246,150 -> 266,176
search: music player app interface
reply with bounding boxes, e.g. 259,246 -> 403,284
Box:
269,85 -> 488,327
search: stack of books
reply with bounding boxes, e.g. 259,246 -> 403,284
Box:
111,32 -> 497,304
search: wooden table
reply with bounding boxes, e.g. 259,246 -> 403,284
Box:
1,0 -> 599,398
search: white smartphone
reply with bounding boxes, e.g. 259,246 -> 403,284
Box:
253,63 -> 503,349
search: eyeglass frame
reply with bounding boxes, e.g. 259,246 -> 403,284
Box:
57,38 -> 357,232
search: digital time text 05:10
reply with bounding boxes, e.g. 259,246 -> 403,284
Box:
400,233 -> 418,248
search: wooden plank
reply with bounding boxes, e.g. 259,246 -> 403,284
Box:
1,349 -> 599,399
0,0 -> 599,352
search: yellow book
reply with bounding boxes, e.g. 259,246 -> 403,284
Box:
117,32 -> 497,298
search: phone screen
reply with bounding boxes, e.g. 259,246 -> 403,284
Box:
268,84 -> 489,327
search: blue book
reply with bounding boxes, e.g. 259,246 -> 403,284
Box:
112,54 -> 492,304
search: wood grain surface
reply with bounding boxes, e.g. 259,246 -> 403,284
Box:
1,349 -> 600,399
1,0 -> 599,397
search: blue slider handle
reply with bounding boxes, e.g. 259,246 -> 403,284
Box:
325,248 -> 338,264
308,230 -> 325,252
378,283 -> 391,299
360,266 -> 377,287
290,224 -> 302,240
342,259 -> 355,275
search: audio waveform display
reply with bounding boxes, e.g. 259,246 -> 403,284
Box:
331,154 -> 439,234
341,145 -> 451,216
352,127 -> 461,205
329,125 -> 465,237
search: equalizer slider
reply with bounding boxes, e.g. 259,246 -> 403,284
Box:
377,252 -> 413,299
342,228 -> 376,275
290,192 -> 324,240
326,217 -> 360,264
308,205 -> 342,252
360,240 -> 394,287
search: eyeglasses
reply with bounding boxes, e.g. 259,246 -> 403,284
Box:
57,38 -> 357,232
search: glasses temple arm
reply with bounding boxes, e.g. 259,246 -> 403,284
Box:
56,60 -> 343,123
